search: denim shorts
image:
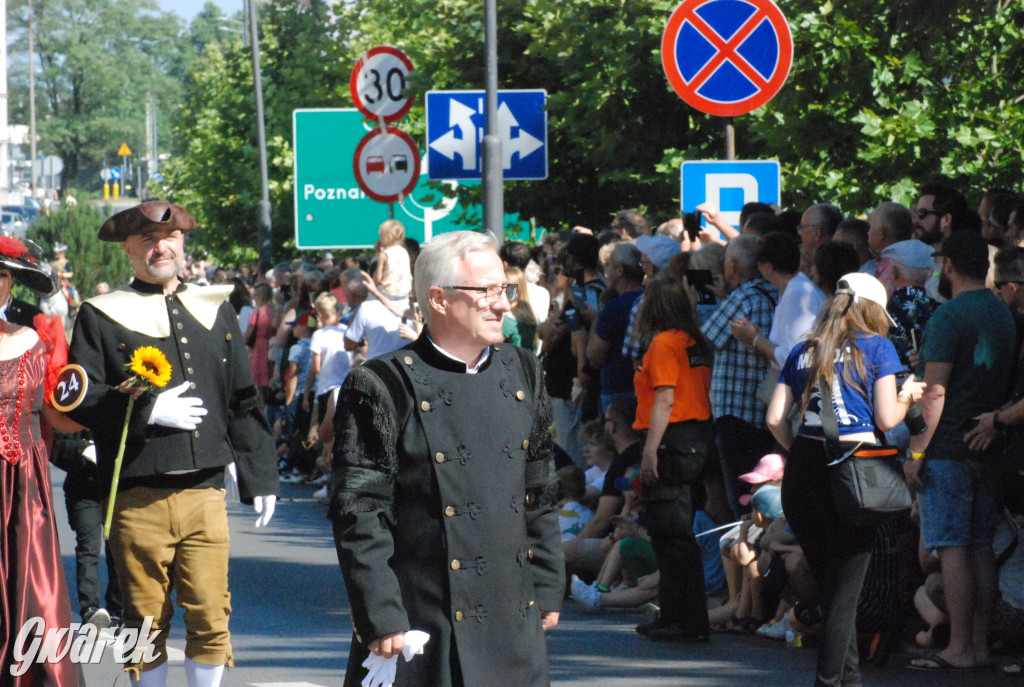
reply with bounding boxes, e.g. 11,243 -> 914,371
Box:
918,458 -> 997,549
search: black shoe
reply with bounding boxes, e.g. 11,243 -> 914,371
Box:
646,622 -> 711,643
636,619 -> 665,636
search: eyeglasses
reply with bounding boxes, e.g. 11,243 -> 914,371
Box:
443,283 -> 518,302
914,208 -> 941,220
994,280 -> 1024,290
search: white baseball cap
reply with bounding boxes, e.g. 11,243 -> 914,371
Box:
835,272 -> 897,328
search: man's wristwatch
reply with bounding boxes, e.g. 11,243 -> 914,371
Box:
993,410 -> 1008,432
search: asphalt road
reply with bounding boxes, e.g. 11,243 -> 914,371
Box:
49,470 -> 1009,686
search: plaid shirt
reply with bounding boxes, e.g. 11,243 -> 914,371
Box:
701,277 -> 779,426
621,291 -> 645,362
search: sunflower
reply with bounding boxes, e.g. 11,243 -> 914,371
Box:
127,346 -> 172,388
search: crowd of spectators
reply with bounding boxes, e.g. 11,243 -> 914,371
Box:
534,182 -> 1024,680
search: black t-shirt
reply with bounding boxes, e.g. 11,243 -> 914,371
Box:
602,440 -> 642,498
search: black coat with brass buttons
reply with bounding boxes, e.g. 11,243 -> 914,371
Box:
66,280 -> 279,502
331,332 -> 564,687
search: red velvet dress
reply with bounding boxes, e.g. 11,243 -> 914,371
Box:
0,338 -> 78,686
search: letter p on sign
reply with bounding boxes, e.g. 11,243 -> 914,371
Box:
680,160 -> 781,235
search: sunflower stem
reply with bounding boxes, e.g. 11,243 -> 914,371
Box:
104,396 -> 134,540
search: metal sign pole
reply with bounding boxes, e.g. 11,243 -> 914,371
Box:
482,0 -> 503,246
725,117 -> 735,161
247,0 -> 273,265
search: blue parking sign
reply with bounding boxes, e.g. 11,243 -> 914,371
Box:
680,160 -> 781,232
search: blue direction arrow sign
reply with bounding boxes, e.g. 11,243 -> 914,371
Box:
426,90 -> 547,180
110,167 -> 122,181
681,160 -> 780,232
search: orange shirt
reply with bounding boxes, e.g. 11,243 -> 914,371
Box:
633,329 -> 712,430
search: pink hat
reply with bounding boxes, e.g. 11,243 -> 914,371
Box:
738,453 -> 786,484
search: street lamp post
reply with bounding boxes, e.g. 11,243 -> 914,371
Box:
246,0 -> 272,265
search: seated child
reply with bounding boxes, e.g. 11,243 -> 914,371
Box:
557,466 -> 595,541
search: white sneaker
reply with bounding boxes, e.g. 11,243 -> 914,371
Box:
756,616 -> 793,640
83,607 -> 111,629
570,575 -> 601,613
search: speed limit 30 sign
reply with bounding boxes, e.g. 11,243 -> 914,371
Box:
350,46 -> 415,123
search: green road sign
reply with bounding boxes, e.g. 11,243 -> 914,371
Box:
293,108 -> 534,248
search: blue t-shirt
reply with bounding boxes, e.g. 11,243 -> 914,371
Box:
287,338 -> 313,396
780,335 -> 903,437
594,289 -> 643,395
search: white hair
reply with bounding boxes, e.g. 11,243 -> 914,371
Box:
414,231 -> 497,326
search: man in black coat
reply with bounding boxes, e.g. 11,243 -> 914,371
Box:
65,201 -> 279,687
331,230 -> 564,687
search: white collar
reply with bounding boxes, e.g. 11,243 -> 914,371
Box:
427,336 -> 491,374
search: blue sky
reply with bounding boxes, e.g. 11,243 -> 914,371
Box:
158,0 -> 241,22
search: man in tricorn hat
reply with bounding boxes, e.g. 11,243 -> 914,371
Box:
64,200 -> 280,687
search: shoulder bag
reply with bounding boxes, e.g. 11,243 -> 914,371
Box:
818,373 -> 912,527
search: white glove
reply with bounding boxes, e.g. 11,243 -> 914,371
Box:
254,495 -> 276,527
360,631 -> 430,687
147,381 -> 207,430
81,442 -> 97,464
361,652 -> 396,687
224,463 -> 240,502
400,630 -> 430,661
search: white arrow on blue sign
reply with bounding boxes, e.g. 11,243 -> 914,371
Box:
426,90 -> 547,180
110,167 -> 122,181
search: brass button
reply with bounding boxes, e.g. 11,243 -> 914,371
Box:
455,611 -> 464,622
355,633 -> 362,644
172,309 -> 179,315
525,494 -> 532,506
515,390 -> 525,401
435,452 -> 445,463
528,548 -> 534,560
190,382 -> 197,389
194,430 -> 200,438
187,367 -> 194,375
445,506 -> 455,517
176,322 -> 183,330
181,337 -> 189,344
404,356 -> 413,365
522,439 -> 530,450
184,352 -> 191,360
529,600 -> 535,607
451,559 -> 461,570
226,333 -> 232,341
117,343 -> 126,351
420,400 -> 431,412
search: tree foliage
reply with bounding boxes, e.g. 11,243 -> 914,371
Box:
162,0 -> 1024,262
28,205 -> 134,297
7,0 -> 185,192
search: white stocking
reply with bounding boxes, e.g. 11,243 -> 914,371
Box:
130,662 -> 168,687
185,657 -> 225,687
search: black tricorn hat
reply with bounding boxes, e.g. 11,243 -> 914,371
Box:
98,200 -> 197,242
0,236 -> 60,295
